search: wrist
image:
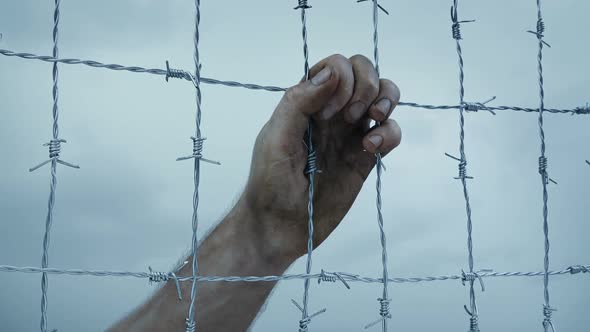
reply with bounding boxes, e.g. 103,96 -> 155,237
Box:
236,195 -> 302,270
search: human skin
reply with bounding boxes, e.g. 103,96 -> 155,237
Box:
107,53 -> 402,332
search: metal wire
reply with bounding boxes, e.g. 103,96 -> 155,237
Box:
1,49 -> 587,115
449,1 -> 483,330
292,2 -> 326,331
0,1 -> 588,331
528,1 -> 557,331
0,264 -> 587,283
354,1 -> 392,331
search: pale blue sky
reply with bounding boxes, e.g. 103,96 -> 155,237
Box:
0,0 -> 588,331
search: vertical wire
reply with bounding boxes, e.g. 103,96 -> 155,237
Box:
532,0 -> 554,331
372,1 -> 390,331
40,1 -> 61,331
451,0 -> 480,330
186,0 -> 203,330
299,5 -> 315,329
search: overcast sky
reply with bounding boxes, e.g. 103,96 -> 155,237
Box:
0,0 -> 588,331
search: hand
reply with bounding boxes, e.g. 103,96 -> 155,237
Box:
241,54 -> 402,262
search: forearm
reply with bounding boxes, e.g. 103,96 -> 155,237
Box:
108,199 -> 296,332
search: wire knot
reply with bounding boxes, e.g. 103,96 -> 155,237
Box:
176,136 -> 221,165
568,265 -> 589,274
185,318 -> 196,332
542,305 -> 557,332
573,103 -> 590,115
165,60 -> 192,82
537,18 -> 546,36
527,18 -> 551,47
30,139 -> 80,172
304,149 -> 319,174
445,153 -> 473,180
291,299 -> 326,332
463,96 -> 497,115
47,139 -> 62,158
378,298 -> 391,319
364,298 -> 392,329
450,5 -> 475,40
148,266 -> 184,301
294,0 -> 311,10
469,314 -> 480,332
317,269 -> 351,289
461,269 -> 491,292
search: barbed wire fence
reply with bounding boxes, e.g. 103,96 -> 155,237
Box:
0,0 -> 588,331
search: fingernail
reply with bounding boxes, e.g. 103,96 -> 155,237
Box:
375,98 -> 392,118
368,135 -> 383,148
348,102 -> 366,122
311,67 -> 332,86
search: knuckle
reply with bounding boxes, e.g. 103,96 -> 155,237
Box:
349,54 -> 369,63
284,85 -> 303,103
381,79 -> 401,101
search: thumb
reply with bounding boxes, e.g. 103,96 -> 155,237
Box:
270,66 -> 337,138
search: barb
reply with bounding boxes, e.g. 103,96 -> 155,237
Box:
567,265 -> 588,274
586,160 -> 590,167
450,2 -> 475,41
357,0 -> 390,15
461,269 -> 493,292
445,153 -> 474,180
574,103 -> 590,115
29,139 -> 80,172
463,96 -> 497,115
542,305 -> 557,332
364,298 -> 392,330
291,299 -> 326,332
317,269 -> 352,289
148,266 -> 183,302
176,136 -> 221,165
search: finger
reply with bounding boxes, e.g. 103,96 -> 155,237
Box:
362,119 -> 402,155
344,54 -> 380,124
271,65 -> 338,138
367,79 -> 401,123
308,54 -> 354,120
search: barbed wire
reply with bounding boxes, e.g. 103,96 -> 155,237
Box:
527,1 -> 558,331
0,0 -> 588,331
447,1 -> 483,330
357,1 -> 392,331
0,264 -> 587,283
1,49 -> 588,115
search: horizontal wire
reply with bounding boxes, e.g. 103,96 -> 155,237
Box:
0,264 -> 587,284
1,49 -> 587,115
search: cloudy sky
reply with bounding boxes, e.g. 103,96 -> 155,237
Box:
0,0 -> 588,331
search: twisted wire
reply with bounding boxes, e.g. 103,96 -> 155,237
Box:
40,2 -> 63,331
295,2 -> 325,331
1,49 -> 588,114
529,1 -> 556,331
450,1 -> 482,331
356,1 -> 391,330
0,264 -> 588,283
185,1 -> 204,330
